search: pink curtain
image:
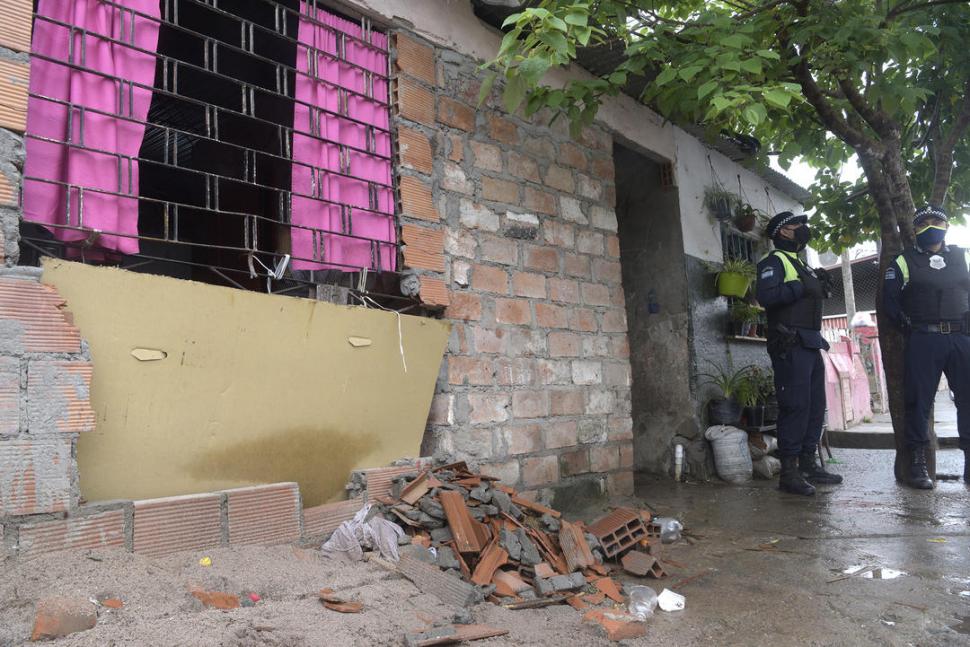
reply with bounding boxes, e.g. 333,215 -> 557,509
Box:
290,3 -> 395,272
23,0 -> 160,257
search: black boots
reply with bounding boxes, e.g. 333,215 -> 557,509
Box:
780,456 -> 816,496
799,451 -> 843,485
908,445 -> 934,490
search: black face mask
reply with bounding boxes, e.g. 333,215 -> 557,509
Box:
775,225 -> 812,252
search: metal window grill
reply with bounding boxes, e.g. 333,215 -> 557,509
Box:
20,0 -> 411,305
721,225 -> 766,336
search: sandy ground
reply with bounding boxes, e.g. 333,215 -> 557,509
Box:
3,447 -> 969,646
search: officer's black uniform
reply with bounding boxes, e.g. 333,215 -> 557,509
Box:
883,205 -> 970,487
756,212 -> 841,495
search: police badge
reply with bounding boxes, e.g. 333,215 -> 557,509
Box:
929,255 -> 946,270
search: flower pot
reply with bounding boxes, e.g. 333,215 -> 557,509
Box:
744,405 -> 766,427
712,197 -> 733,221
764,396 -> 779,424
734,212 -> 757,232
717,272 -> 751,298
708,397 -> 742,426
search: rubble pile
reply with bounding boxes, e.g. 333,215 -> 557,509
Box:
368,461 -> 673,639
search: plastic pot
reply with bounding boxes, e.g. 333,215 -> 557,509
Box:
764,396 -> 779,424
712,197 -> 733,221
708,397 -> 742,426
734,212 -> 757,232
717,272 -> 751,298
744,405 -> 766,427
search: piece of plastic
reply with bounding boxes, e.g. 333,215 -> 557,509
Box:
627,585 -> 658,621
704,425 -> 753,483
652,517 -> 683,544
198,557 -> 212,567
321,503 -> 405,562
657,588 -> 685,612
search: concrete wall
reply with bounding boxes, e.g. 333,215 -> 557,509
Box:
0,1 -> 30,266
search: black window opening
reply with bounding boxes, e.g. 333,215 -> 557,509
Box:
721,226 -> 766,339
19,0 -> 409,307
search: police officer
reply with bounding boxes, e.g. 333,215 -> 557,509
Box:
756,212 -> 843,495
883,205 -> 970,489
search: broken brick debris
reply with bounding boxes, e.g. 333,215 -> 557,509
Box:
100,598 -> 124,610
491,570 -> 531,597
191,589 -> 241,610
583,608 -> 647,642
404,624 -> 509,646
586,508 -> 649,559
31,597 -> 97,641
621,550 -> 657,577
593,577 -> 625,604
534,562 -> 556,579
396,550 -> 483,608
558,520 -> 596,573
319,589 -> 364,613
439,490 -> 488,554
470,542 -> 508,586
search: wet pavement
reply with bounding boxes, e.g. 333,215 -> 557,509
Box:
830,390 -> 961,449
629,447 -> 970,646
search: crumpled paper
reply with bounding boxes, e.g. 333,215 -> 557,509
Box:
321,503 -> 404,562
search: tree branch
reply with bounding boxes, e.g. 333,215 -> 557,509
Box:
883,0 -> 968,25
930,78 -> 970,204
837,77 -> 898,137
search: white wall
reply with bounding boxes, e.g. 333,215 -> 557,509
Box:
674,129 -> 803,262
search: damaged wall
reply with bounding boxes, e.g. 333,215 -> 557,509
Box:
42,260 -> 450,507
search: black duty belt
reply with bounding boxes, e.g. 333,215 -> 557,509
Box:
912,321 -> 966,334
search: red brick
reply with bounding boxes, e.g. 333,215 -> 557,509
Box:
471,264 -> 508,294
27,360 -> 95,434
449,356 -> 494,385
394,33 -> 436,85
479,459 -> 520,484
522,455 -> 559,486
31,597 -> 96,641
590,445 -> 621,472
0,357 -> 18,436
397,126 -> 433,175
428,394 -> 455,426
399,175 -> 439,221
0,58 -> 28,132
0,279 -> 82,353
439,97 -> 476,130
563,253 -> 591,278
504,423 -> 544,455
601,309 -> 628,333
495,357 -> 534,386
560,142 -> 588,170
223,483 -> 301,545
512,391 -> 549,418
467,393 -> 510,424
548,331 -> 581,357
619,441 -> 635,469
133,493 -> 223,557
419,276 -> 450,307
354,463 -> 432,503
488,114 -> 518,144
495,298 -> 532,325
561,449 -> 590,477
472,326 -> 508,354
607,470 -> 635,496
446,292 -> 482,321
592,259 -> 623,285
577,231 -> 604,255
482,176 -> 519,203
535,359 -> 571,385
549,278 -> 581,304
512,272 -> 546,299
0,172 -> 15,208
524,246 -> 559,272
396,76 -> 434,125
608,415 -> 634,441
611,336 -> 630,359
550,389 -> 585,416
0,0 -> 33,53
448,134 -> 464,162
480,235 -> 518,266
0,437 -> 73,515
535,303 -> 568,328
524,136 -> 556,160
524,187 -> 556,215
508,152 -> 540,183
611,287 -> 627,308
582,283 -> 611,306
569,308 -> 598,332
544,221 -> 575,248
303,497 -> 365,538
545,420 -> 579,448
543,164 -> 574,192
402,224 -> 445,272
591,156 -> 615,182
606,235 -> 621,258
470,140 -> 503,172
18,509 -> 125,559
604,362 -> 631,387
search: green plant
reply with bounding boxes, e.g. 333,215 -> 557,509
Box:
745,366 -> 776,404
729,301 -> 763,323
704,189 -> 736,220
698,360 -> 755,401
717,258 -> 756,281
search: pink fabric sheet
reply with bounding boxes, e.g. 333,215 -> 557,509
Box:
23,0 -> 160,257
290,2 -> 395,272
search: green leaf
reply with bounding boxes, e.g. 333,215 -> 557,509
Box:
518,56 -> 550,84
564,11 -> 588,27
763,88 -> 791,108
546,16 -> 568,32
539,30 -> 568,54
742,102 -> 767,126
698,80 -> 719,100
547,89 -> 565,108
501,13 -> 523,29
504,73 -> 527,113
711,95 -> 732,112
679,65 -> 704,81
740,58 -> 762,75
477,73 -> 496,107
608,70 -> 628,85
721,34 -> 749,49
756,49 -> 781,60
655,67 -> 677,86
498,29 -> 521,57
575,26 -> 592,46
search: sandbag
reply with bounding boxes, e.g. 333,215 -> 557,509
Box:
704,425 -> 753,484
753,455 -> 781,479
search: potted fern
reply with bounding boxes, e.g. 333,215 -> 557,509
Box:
699,361 -> 755,426
729,302 -> 764,337
714,258 -> 756,298
734,202 -> 759,233
705,188 -> 736,221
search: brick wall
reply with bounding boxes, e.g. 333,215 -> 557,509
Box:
392,33 -> 634,498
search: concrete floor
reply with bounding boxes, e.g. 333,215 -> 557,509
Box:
629,447 -> 970,646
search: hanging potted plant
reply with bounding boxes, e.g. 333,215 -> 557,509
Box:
729,302 -> 764,337
714,258 -> 756,298
704,188 -> 736,221
699,361 -> 754,426
734,202 -> 758,233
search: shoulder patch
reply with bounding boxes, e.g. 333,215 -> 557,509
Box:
760,266 -> 775,279
885,267 -> 896,281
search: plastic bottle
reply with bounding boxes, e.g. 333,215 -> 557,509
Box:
627,585 -> 658,621
673,444 -> 684,481
652,517 -> 684,543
